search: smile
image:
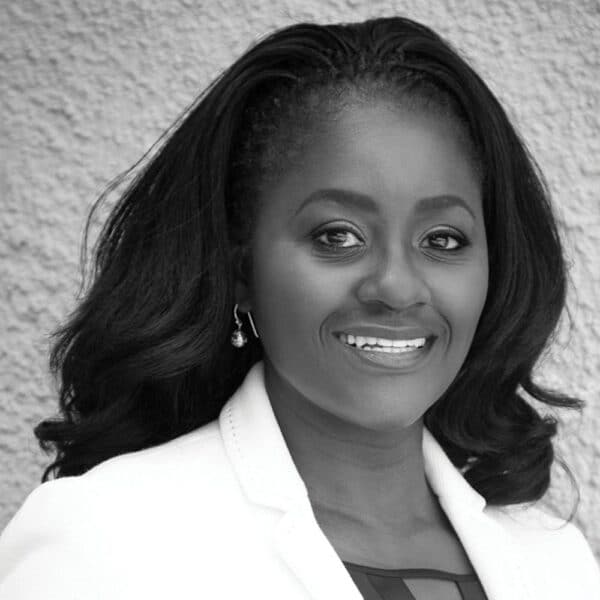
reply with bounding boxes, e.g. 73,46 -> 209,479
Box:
338,332 -> 427,353
334,332 -> 437,371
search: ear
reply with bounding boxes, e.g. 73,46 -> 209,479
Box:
232,245 -> 252,313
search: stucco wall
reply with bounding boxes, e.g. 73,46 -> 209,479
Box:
2,0 -> 599,561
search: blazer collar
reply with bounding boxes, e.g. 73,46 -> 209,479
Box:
219,361 -> 533,600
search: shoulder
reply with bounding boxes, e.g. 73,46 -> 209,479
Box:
79,419 -> 230,494
485,502 -> 600,591
486,501 -> 590,547
85,418 -> 225,481
0,419 -> 246,597
2,418 -> 236,531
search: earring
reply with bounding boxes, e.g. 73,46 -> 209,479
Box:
230,303 -> 259,348
231,304 -> 247,348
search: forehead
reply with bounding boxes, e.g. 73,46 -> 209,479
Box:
257,102 -> 482,222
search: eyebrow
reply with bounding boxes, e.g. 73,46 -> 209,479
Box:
294,188 -> 476,220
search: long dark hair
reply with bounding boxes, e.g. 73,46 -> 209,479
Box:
36,16 -> 582,508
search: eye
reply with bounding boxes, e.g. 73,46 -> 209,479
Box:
421,228 -> 469,252
312,225 -> 364,251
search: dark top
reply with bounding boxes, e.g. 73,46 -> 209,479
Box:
343,561 -> 488,600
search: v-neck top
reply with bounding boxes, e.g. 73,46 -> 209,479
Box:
343,561 -> 489,600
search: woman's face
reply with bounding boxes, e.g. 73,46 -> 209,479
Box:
240,102 -> 488,430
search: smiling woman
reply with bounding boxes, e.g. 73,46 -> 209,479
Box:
0,15 -> 599,600
247,106 -> 488,439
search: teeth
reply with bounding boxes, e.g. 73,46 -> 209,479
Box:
359,345 -> 418,353
393,338 -> 425,348
338,333 -> 427,349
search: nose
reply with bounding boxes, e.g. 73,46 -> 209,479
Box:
355,241 -> 432,310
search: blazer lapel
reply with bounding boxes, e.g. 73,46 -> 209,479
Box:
219,361 -> 362,600
220,360 -> 534,600
423,428 -> 534,600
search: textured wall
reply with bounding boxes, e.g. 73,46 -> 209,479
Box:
2,0 -> 599,560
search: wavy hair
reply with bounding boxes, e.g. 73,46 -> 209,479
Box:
36,16 -> 582,508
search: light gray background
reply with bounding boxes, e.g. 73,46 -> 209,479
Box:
1,0 -> 599,561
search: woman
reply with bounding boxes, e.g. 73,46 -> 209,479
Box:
0,16 -> 598,600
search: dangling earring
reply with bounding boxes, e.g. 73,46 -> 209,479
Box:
230,303 -> 259,348
231,304 -> 247,348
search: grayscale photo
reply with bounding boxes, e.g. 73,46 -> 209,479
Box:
1,1 -> 599,599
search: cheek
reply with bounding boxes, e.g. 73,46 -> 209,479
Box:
250,241 -> 343,352
430,259 -> 488,349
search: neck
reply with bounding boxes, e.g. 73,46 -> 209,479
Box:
263,360 -> 446,538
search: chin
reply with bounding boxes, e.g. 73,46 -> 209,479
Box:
338,399 -> 429,433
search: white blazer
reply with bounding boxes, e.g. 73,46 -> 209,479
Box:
0,360 -> 598,600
